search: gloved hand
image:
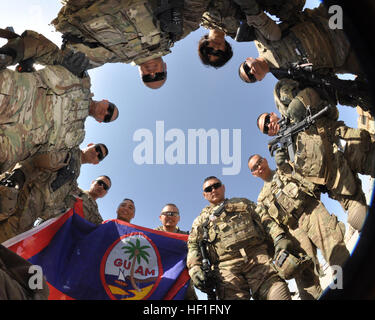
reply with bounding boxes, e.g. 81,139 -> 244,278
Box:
274,234 -> 293,256
189,265 -> 206,291
274,148 -> 289,165
287,98 -> 307,123
56,49 -> 90,77
0,185 -> 19,216
0,53 -> 13,70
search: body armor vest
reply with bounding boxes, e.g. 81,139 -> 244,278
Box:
52,0 -> 172,65
205,198 -> 264,259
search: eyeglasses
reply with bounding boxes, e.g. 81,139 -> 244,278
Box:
95,145 -> 104,161
142,63 -> 167,83
96,179 -> 109,191
203,182 -> 222,193
103,102 -> 115,123
250,157 -> 264,172
263,114 -> 271,134
161,211 -> 179,217
242,62 -> 257,83
204,46 -> 225,58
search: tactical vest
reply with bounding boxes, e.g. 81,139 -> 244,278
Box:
257,170 -> 316,226
37,66 -> 90,152
78,190 -> 103,225
254,8 -> 341,70
204,198 -> 264,260
52,0 -> 172,65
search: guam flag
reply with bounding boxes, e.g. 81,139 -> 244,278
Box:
3,199 -> 190,300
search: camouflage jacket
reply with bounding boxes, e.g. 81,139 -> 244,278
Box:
0,65 -> 91,172
187,198 -> 265,268
155,225 -> 189,234
255,4 -> 351,71
256,170 -> 318,240
52,0 -> 210,67
69,189 -> 104,225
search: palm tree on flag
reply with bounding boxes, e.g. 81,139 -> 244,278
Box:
121,238 -> 150,292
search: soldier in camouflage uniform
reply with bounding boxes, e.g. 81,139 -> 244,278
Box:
116,198 -> 135,223
49,0 -> 213,89
0,143 -> 109,243
249,154 -> 351,299
198,0 -> 305,68
187,176 -> 291,300
0,61 -> 118,175
238,3 -> 363,82
0,244 -> 49,300
155,203 -> 198,300
256,78 -> 373,232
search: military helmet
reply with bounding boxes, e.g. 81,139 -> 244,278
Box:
274,249 -> 313,280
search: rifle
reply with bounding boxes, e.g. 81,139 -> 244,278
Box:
269,63 -> 374,115
198,201 -> 226,300
268,105 -> 331,162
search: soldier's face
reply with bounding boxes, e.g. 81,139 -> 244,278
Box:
93,100 -> 119,123
239,58 -> 267,83
84,143 -> 107,164
90,176 -> 111,198
117,200 -> 135,223
248,155 -> 269,179
139,58 -> 167,89
258,112 -> 280,136
159,205 -> 180,229
203,179 -> 225,205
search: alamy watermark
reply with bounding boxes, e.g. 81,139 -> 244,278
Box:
328,265 -> 343,290
28,265 -> 44,290
328,5 -> 343,30
132,121 -> 241,175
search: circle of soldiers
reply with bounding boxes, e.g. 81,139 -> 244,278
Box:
0,0 -> 374,301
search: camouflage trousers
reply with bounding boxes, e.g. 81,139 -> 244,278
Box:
290,198 -> 350,268
214,244 -> 291,300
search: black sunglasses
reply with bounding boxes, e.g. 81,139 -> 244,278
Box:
96,179 -> 109,191
142,71 -> 167,83
103,102 -> 115,123
95,145 -> 104,161
263,114 -> 271,134
161,211 -> 179,217
242,62 -> 257,83
204,182 -> 222,193
204,46 -> 225,57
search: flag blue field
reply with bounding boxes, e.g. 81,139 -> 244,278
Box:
4,199 -> 190,300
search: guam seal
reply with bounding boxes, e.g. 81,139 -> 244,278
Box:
100,232 -> 163,300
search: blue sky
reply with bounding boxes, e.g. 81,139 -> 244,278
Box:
2,0 -> 371,299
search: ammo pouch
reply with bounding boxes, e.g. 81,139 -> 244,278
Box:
274,249 -> 313,280
154,0 -> 184,40
210,202 -> 264,256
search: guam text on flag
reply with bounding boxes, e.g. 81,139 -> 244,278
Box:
3,199 -> 190,300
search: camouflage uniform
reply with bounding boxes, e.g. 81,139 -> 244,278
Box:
0,148 -> 85,243
51,0 -> 211,68
0,244 -> 49,300
201,0 -> 306,38
257,169 -> 350,299
273,78 -> 370,231
187,198 -> 290,300
0,64 -> 92,174
254,4 -> 362,76
155,225 -> 198,300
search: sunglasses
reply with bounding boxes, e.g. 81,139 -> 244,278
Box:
161,211 -> 179,217
95,145 -> 105,161
263,114 -> 271,134
96,179 -> 109,191
142,63 -> 167,83
242,62 -> 257,83
251,157 -> 264,172
204,182 -> 222,193
103,102 -> 115,123
204,46 -> 225,57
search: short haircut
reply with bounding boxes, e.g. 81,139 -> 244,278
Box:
203,176 -> 222,184
161,203 -> 179,213
108,102 -> 119,121
198,34 -> 233,68
118,198 -> 135,211
247,154 -> 260,164
96,143 -> 109,158
238,62 -> 257,83
97,175 -> 111,183
256,113 -> 267,130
